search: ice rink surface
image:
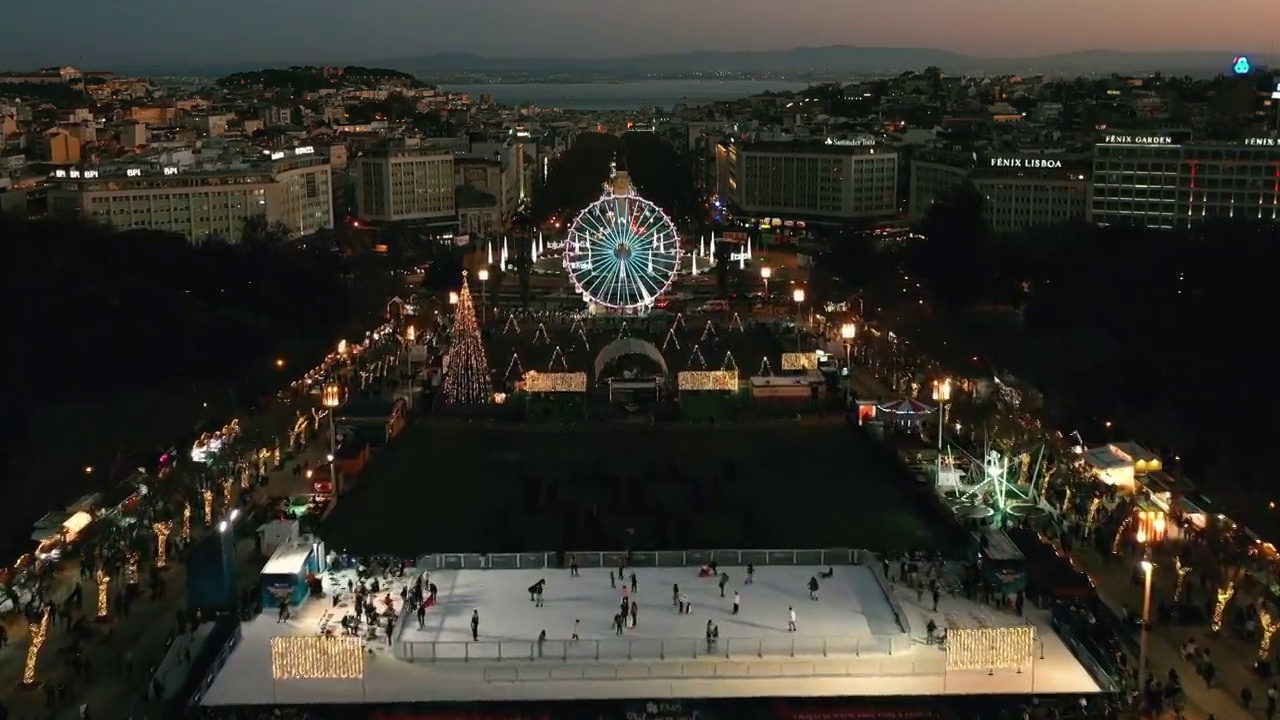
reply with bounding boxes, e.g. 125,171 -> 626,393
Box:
401,565 -> 899,655
200,563 -> 1104,706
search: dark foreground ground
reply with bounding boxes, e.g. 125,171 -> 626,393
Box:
322,419 -> 962,556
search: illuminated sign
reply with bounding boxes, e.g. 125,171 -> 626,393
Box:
295,146 -> 314,155
990,157 -> 1063,169
825,137 -> 876,147
544,240 -> 565,251
163,167 -> 179,176
1103,134 -> 1174,145
53,170 -> 66,178
270,151 -> 286,160
1245,138 -> 1279,147
69,169 -> 81,178
729,251 -> 751,261
126,168 -> 142,177
1233,56 -> 1251,75
1272,82 -> 1280,100
83,170 -> 98,179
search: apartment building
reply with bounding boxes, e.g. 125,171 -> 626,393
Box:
910,150 -> 1090,232
46,150 -> 333,242
716,140 -> 898,223
1090,131 -> 1280,229
354,146 -> 455,224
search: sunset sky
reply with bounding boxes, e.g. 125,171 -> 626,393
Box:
0,0 -> 1273,68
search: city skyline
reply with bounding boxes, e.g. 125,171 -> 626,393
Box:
0,0 -> 1274,69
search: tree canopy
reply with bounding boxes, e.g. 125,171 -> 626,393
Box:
216,65 -> 424,92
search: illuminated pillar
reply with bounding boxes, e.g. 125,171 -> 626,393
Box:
182,502 -> 192,542
202,488 -> 214,527
221,477 -> 235,517
1212,582 -> 1235,632
1110,514 -> 1134,555
1260,607 -> 1280,661
1173,556 -> 1191,602
125,551 -> 140,586
1086,497 -> 1102,535
22,605 -> 51,685
96,571 -> 111,620
153,521 -> 172,568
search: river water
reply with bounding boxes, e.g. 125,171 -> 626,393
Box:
440,79 -> 812,111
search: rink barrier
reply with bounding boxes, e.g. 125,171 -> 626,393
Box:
419,548 -> 866,572
401,634 -> 905,663
868,560 -> 913,637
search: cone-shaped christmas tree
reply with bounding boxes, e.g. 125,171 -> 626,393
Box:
442,272 -> 491,404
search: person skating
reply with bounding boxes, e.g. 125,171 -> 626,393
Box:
630,570 -> 637,593
537,629 -> 546,658
416,601 -> 426,629
732,591 -> 740,615
569,555 -> 579,577
535,584 -> 545,607
610,570 -> 616,589
528,578 -> 546,601
718,572 -> 729,597
672,583 -> 679,606
471,609 -> 480,641
808,576 -> 819,601
788,606 -> 797,631
678,593 -> 690,614
571,619 -> 580,641
630,601 -> 638,628
746,563 -> 754,584
614,612 -> 624,635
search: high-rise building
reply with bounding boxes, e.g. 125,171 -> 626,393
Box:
354,146 -> 455,224
910,150 -> 1090,232
1090,131 -> 1280,229
716,140 -> 898,223
46,150 -> 333,242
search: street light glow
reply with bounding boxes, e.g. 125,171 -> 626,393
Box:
448,292 -> 459,305
840,323 -> 857,340
477,268 -> 490,282
792,288 -> 805,303
760,267 -> 772,280
1141,559 -> 1153,574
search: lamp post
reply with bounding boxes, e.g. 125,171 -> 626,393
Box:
1138,554 -> 1155,686
840,322 -> 857,404
792,288 -> 805,351
932,378 -> 952,481
448,291 -> 459,306
322,383 -> 342,495
477,267 -> 490,323
760,266 -> 772,303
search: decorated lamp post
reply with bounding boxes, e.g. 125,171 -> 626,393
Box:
792,288 -> 805,351
841,323 -> 857,404
1137,555 -> 1154,684
322,383 -> 342,494
22,604 -> 51,686
932,378 -> 952,481
477,267 -> 490,322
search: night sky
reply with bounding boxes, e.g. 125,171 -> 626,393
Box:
0,0 -> 1273,68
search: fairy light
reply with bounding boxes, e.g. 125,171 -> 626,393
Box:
722,351 -> 738,373
96,571 -> 110,619
182,502 -> 192,542
503,315 -> 520,334
1212,582 -> 1235,632
547,345 -> 568,371
221,477 -> 235,516
781,352 -> 818,370
700,319 -> 717,342
1174,556 -> 1190,602
945,626 -> 1037,671
687,344 -> 707,370
729,313 -> 745,332
125,551 -> 140,585
678,371 -> 738,391
524,371 -> 587,393
758,357 -> 774,376
153,521 -> 172,568
570,317 -> 585,335
672,313 -> 686,331
441,272 -> 491,405
532,322 -> 550,344
1111,514 -> 1134,555
1260,607 -> 1280,660
1086,497 -> 1101,533
270,636 -> 365,680
202,489 -> 214,526
576,328 -> 591,351
662,326 -> 681,351
504,353 -> 524,380
22,604 -> 51,685
616,321 -> 630,340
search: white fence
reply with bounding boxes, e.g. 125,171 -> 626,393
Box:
401,634 -> 906,663
419,548 -> 869,571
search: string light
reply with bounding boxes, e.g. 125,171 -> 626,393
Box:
782,352 -> 818,370
1111,514 -> 1134,555
1212,582 -> 1234,632
524,371 -> 587,393
729,313 -> 745,332
153,521 -> 172,568
202,488 -> 214,527
758,357 -> 774,376
1173,556 -> 1190,602
575,328 -> 591,351
616,321 -> 630,340
96,571 -> 110,619
672,313 -> 686,331
22,604 -> 51,685
687,344 -> 707,369
722,351 -> 738,372
441,273 -> 491,405
182,502 -> 192,542
662,326 -> 681,351
1086,497 -> 1101,535
270,636 -> 365,680
532,322 -> 550,344
570,317 -> 585,335
678,371 -> 738,391
945,626 -> 1037,671
503,315 -> 520,334
547,346 -> 568,371
1260,607 -> 1280,660
504,353 -> 524,380
700,319 -> 717,342
125,551 -> 140,585
221,477 -> 235,516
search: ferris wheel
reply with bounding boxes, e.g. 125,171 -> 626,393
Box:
563,189 -> 681,310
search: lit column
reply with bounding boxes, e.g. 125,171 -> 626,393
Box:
22,604 -> 51,686
840,322 -> 857,405
792,288 -> 805,352
322,383 -> 343,495
153,521 -> 172,568
1138,555 -> 1154,685
96,570 -> 111,620
477,268 -> 490,323
201,488 -> 213,527
181,502 -> 191,543
932,378 -> 952,482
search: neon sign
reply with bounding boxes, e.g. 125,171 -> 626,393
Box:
1233,56 -> 1251,75
163,167 -> 179,176
270,151 -> 286,160
295,146 -> 314,155
127,168 -> 142,177
990,157 -> 1063,169
1103,134 -> 1174,145
1244,138 -> 1278,147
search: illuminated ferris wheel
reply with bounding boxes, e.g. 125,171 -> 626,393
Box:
563,187 -> 681,310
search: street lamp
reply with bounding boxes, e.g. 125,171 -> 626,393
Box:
275,358 -> 285,369
1138,556 -> 1155,685
840,323 -> 857,404
322,383 -> 342,495
932,378 -> 952,481
760,266 -> 772,301
792,288 -> 805,351
477,267 -> 490,322
448,291 -> 459,306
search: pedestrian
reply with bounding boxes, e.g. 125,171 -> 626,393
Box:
630,571 -> 637,593
537,629 -> 546,657
788,606 -> 797,632
732,591 -> 740,615
610,570 -> 616,589
572,619 -> 580,641
808,577 -> 819,601
718,572 -> 728,597
630,601 -> 638,628
471,609 -> 480,641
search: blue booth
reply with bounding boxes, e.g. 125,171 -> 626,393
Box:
259,535 -> 326,608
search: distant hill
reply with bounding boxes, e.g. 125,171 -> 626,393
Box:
107,45 -> 1266,80
215,65 -> 424,91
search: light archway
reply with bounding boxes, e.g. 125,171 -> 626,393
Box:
593,338 -> 669,378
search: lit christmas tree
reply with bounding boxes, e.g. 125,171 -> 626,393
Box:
442,272 -> 491,404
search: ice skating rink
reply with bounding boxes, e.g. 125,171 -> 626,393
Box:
200,563 -> 1104,706
399,565 -> 900,661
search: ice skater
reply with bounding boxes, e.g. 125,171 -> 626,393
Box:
678,592 -> 691,614
808,576 -> 819,601
788,606 -> 797,632
746,563 -> 754,584
718,572 -> 729,597
610,570 -> 616,589
629,601 -> 638,628
732,591 -> 740,615
672,583 -> 679,606
535,584 -> 545,607
630,570 -> 637,593
572,619 -> 580,641
528,578 -> 546,601
569,555 -> 579,577
614,612 -> 624,635
471,609 -> 480,640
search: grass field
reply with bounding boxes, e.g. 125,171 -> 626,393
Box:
321,419 -> 964,557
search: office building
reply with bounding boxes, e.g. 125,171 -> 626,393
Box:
354,146 -> 455,224
910,150 -> 1090,232
1090,131 -> 1280,229
46,150 -> 333,242
716,140 -> 898,223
